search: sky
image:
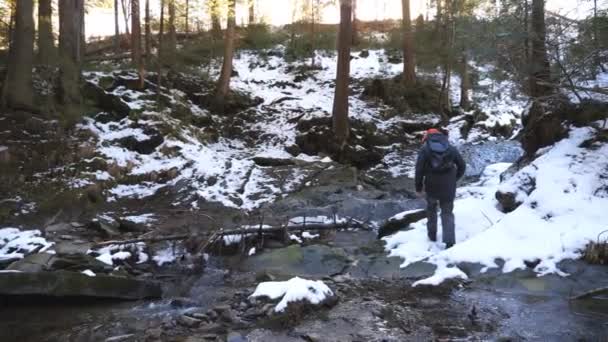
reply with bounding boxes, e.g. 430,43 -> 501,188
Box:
86,0 -> 597,38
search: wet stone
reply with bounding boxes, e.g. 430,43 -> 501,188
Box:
177,315 -> 202,328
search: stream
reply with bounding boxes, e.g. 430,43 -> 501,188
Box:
1,140 -> 607,341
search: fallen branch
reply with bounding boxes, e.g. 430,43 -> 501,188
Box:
85,53 -> 149,62
570,286 -> 608,300
217,221 -> 356,237
93,234 -> 191,248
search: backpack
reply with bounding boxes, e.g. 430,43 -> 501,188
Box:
426,134 -> 454,173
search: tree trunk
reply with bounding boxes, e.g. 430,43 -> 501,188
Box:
145,0 -> 151,64
157,0 -> 165,105
210,0 -> 222,40
58,0 -> 84,122
352,0 -> 358,46
185,0 -> 190,33
402,0 -> 416,86
593,0 -> 606,74
529,0 -> 552,99
311,0 -> 316,67
459,52 -> 470,110
439,5 -> 455,119
523,0 -> 529,62
435,0 -> 442,30
114,0 -> 120,53
131,0 -> 144,89
121,0 -> 130,36
248,0 -> 255,25
2,0 -> 34,110
216,0 -> 236,101
38,0 -> 56,65
332,0 -> 353,147
167,0 -> 176,64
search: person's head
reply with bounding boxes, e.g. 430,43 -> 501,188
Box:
422,128 -> 443,142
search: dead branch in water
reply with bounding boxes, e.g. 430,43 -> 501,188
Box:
570,286 -> 608,300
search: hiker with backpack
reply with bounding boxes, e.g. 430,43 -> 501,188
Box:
415,128 -> 466,248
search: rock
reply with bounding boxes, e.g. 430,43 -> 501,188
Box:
89,216 -> 121,237
189,313 -> 209,321
83,81 -> 131,122
377,209 -> 427,239
170,297 -> 199,308
255,271 -> 277,283
0,271 -> 162,300
227,332 -> 247,342
104,334 -> 135,342
252,157 -> 295,167
53,241 -> 92,255
116,127 -> 164,154
0,145 -> 10,164
285,144 -> 301,157
118,218 -> 148,233
6,253 -> 54,272
213,304 -> 231,314
495,190 -> 521,213
85,184 -> 104,204
199,323 -> 226,334
177,315 -> 202,328
45,222 -> 73,234
359,50 -> 370,58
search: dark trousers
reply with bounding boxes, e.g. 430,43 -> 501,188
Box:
426,196 -> 455,246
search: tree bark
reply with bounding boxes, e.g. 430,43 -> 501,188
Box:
216,0 -> 236,101
167,0 -> 176,64
185,0 -> 190,33
114,0 -> 121,53
2,0 -> 34,110
121,0 -> 130,36
332,0 -> 353,147
58,0 -> 84,121
593,0 -> 606,74
210,0 -> 222,40
352,0 -> 358,46
529,0 -> 552,99
157,0 -> 165,106
402,0 -> 416,86
311,0 -> 316,66
248,0 -> 255,25
459,52 -> 470,110
38,0 -> 56,65
131,0 -> 144,89
144,0 -> 151,64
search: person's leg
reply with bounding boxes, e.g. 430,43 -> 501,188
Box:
440,200 -> 455,247
426,196 -> 438,242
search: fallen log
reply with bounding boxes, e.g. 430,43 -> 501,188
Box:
570,286 -> 608,300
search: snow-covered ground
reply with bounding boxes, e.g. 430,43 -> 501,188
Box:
384,124 -> 608,285
75,48 -> 528,209
0,228 -> 54,262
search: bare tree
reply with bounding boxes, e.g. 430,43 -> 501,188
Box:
332,0 -> 353,147
145,0 -> 151,64
38,0 -> 56,65
210,0 -> 222,40
402,0 -> 416,86
2,0 -> 34,110
459,52 -> 470,110
185,0 -> 190,33
216,0 -> 237,101
529,0 -> 552,99
58,0 -> 84,121
167,0 -> 176,64
249,0 -> 255,25
114,0 -> 120,53
352,0 -> 358,46
157,0 -> 165,105
593,0 -> 606,73
132,0 -> 144,89
121,0 -> 130,36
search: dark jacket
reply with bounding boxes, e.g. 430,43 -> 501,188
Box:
415,133 -> 466,202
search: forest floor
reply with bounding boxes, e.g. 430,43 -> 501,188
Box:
0,47 -> 607,341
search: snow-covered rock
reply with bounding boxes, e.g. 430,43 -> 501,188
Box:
384,125 -> 608,285
250,276 -> 336,312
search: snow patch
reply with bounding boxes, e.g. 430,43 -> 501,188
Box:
250,276 -> 334,312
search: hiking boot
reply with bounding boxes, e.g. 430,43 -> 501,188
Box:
445,243 -> 454,249
428,235 -> 437,242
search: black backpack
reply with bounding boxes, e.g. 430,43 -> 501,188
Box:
426,134 -> 454,173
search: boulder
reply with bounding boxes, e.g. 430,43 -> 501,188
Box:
377,209 -> 427,239
252,157 -> 295,167
89,215 -> 121,237
0,271 -> 162,299
116,127 -> 164,155
494,190 -> 521,213
83,81 -> 131,122
7,252 -> 113,273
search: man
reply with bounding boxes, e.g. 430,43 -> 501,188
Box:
415,128 -> 466,248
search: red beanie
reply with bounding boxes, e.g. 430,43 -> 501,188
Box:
422,128 -> 441,142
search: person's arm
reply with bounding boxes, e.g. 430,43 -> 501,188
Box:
415,149 -> 426,193
454,147 -> 466,180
